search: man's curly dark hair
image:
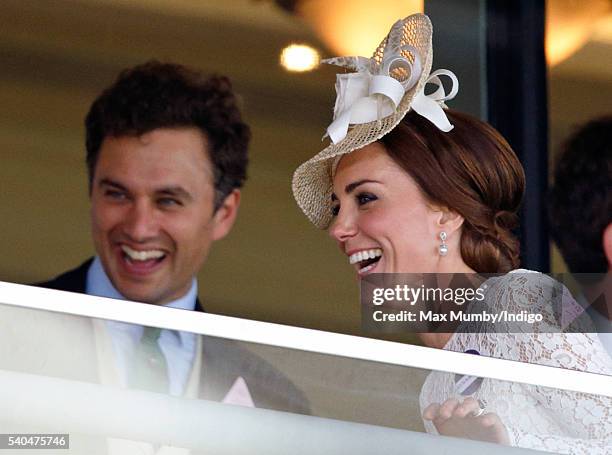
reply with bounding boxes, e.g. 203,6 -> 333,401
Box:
85,61 -> 250,209
549,115 -> 612,273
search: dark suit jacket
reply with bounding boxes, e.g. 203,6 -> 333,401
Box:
36,259 -> 310,414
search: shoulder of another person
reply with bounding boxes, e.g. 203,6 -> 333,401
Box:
33,258 -> 93,294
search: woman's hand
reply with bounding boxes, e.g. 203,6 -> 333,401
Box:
423,397 -> 510,445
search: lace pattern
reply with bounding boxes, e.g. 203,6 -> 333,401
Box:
419,271 -> 612,454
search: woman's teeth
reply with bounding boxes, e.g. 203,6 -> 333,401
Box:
359,262 -> 378,274
347,249 -> 383,275
349,249 -> 382,265
121,245 -> 165,261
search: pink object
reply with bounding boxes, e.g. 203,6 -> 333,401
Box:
221,376 -> 255,408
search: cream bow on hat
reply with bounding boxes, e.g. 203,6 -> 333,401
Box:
292,13 -> 459,229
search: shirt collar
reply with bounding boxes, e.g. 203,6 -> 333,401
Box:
86,256 -> 198,344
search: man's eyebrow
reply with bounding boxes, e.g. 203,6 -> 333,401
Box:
99,178 -> 127,191
156,186 -> 193,201
98,179 -> 193,201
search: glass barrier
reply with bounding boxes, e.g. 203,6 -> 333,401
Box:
0,281 -> 610,454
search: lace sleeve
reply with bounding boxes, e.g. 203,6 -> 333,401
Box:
503,329 -> 612,454
508,421 -> 611,454
481,272 -> 612,374
447,272 -> 612,454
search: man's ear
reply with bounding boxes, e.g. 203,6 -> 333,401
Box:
211,189 -> 241,241
603,223 -> 612,270
434,208 -> 465,236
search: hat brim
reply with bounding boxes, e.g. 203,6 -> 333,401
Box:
292,14 -> 433,229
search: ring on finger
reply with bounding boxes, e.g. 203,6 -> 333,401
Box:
471,399 -> 486,417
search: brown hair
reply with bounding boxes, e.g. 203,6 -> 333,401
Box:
380,110 -> 525,273
85,61 -> 250,210
549,115 -> 612,273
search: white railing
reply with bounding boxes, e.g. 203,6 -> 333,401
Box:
0,369 -> 539,454
1,281 -> 610,398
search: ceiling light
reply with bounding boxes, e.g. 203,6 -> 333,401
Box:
546,0 -> 611,66
280,44 -> 321,72
297,0 -> 424,56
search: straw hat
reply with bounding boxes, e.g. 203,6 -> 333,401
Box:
292,13 -> 458,229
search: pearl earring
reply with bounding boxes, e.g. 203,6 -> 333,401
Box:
438,231 -> 448,256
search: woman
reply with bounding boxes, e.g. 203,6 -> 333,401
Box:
292,14 -> 611,454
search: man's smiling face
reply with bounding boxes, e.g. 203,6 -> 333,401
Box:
90,127 -> 237,305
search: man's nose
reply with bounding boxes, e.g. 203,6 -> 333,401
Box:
122,201 -> 159,242
329,209 -> 358,243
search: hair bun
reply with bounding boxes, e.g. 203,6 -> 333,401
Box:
494,210 -> 518,231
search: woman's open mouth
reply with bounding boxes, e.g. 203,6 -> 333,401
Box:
348,248 -> 382,276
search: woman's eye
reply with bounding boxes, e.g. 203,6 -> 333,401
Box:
331,205 -> 340,217
357,193 -> 377,205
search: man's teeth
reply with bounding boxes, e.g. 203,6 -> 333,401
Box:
121,245 -> 165,261
348,249 -> 382,265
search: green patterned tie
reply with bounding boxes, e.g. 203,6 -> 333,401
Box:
130,326 -> 169,393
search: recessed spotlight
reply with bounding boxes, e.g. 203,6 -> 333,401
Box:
280,44 -> 321,72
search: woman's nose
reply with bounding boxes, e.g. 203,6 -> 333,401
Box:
329,209 -> 358,242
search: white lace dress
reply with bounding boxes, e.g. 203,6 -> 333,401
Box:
419,270 -> 612,454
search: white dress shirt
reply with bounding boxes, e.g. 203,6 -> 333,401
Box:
86,256 -> 197,396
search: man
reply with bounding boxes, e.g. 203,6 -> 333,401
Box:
549,115 -> 612,356
43,61 -> 246,308
22,61 -> 307,412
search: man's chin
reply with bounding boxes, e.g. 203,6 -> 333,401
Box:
112,281 -> 166,305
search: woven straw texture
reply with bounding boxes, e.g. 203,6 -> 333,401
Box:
292,13 -> 433,229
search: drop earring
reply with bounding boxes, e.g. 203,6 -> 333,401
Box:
438,231 -> 448,256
